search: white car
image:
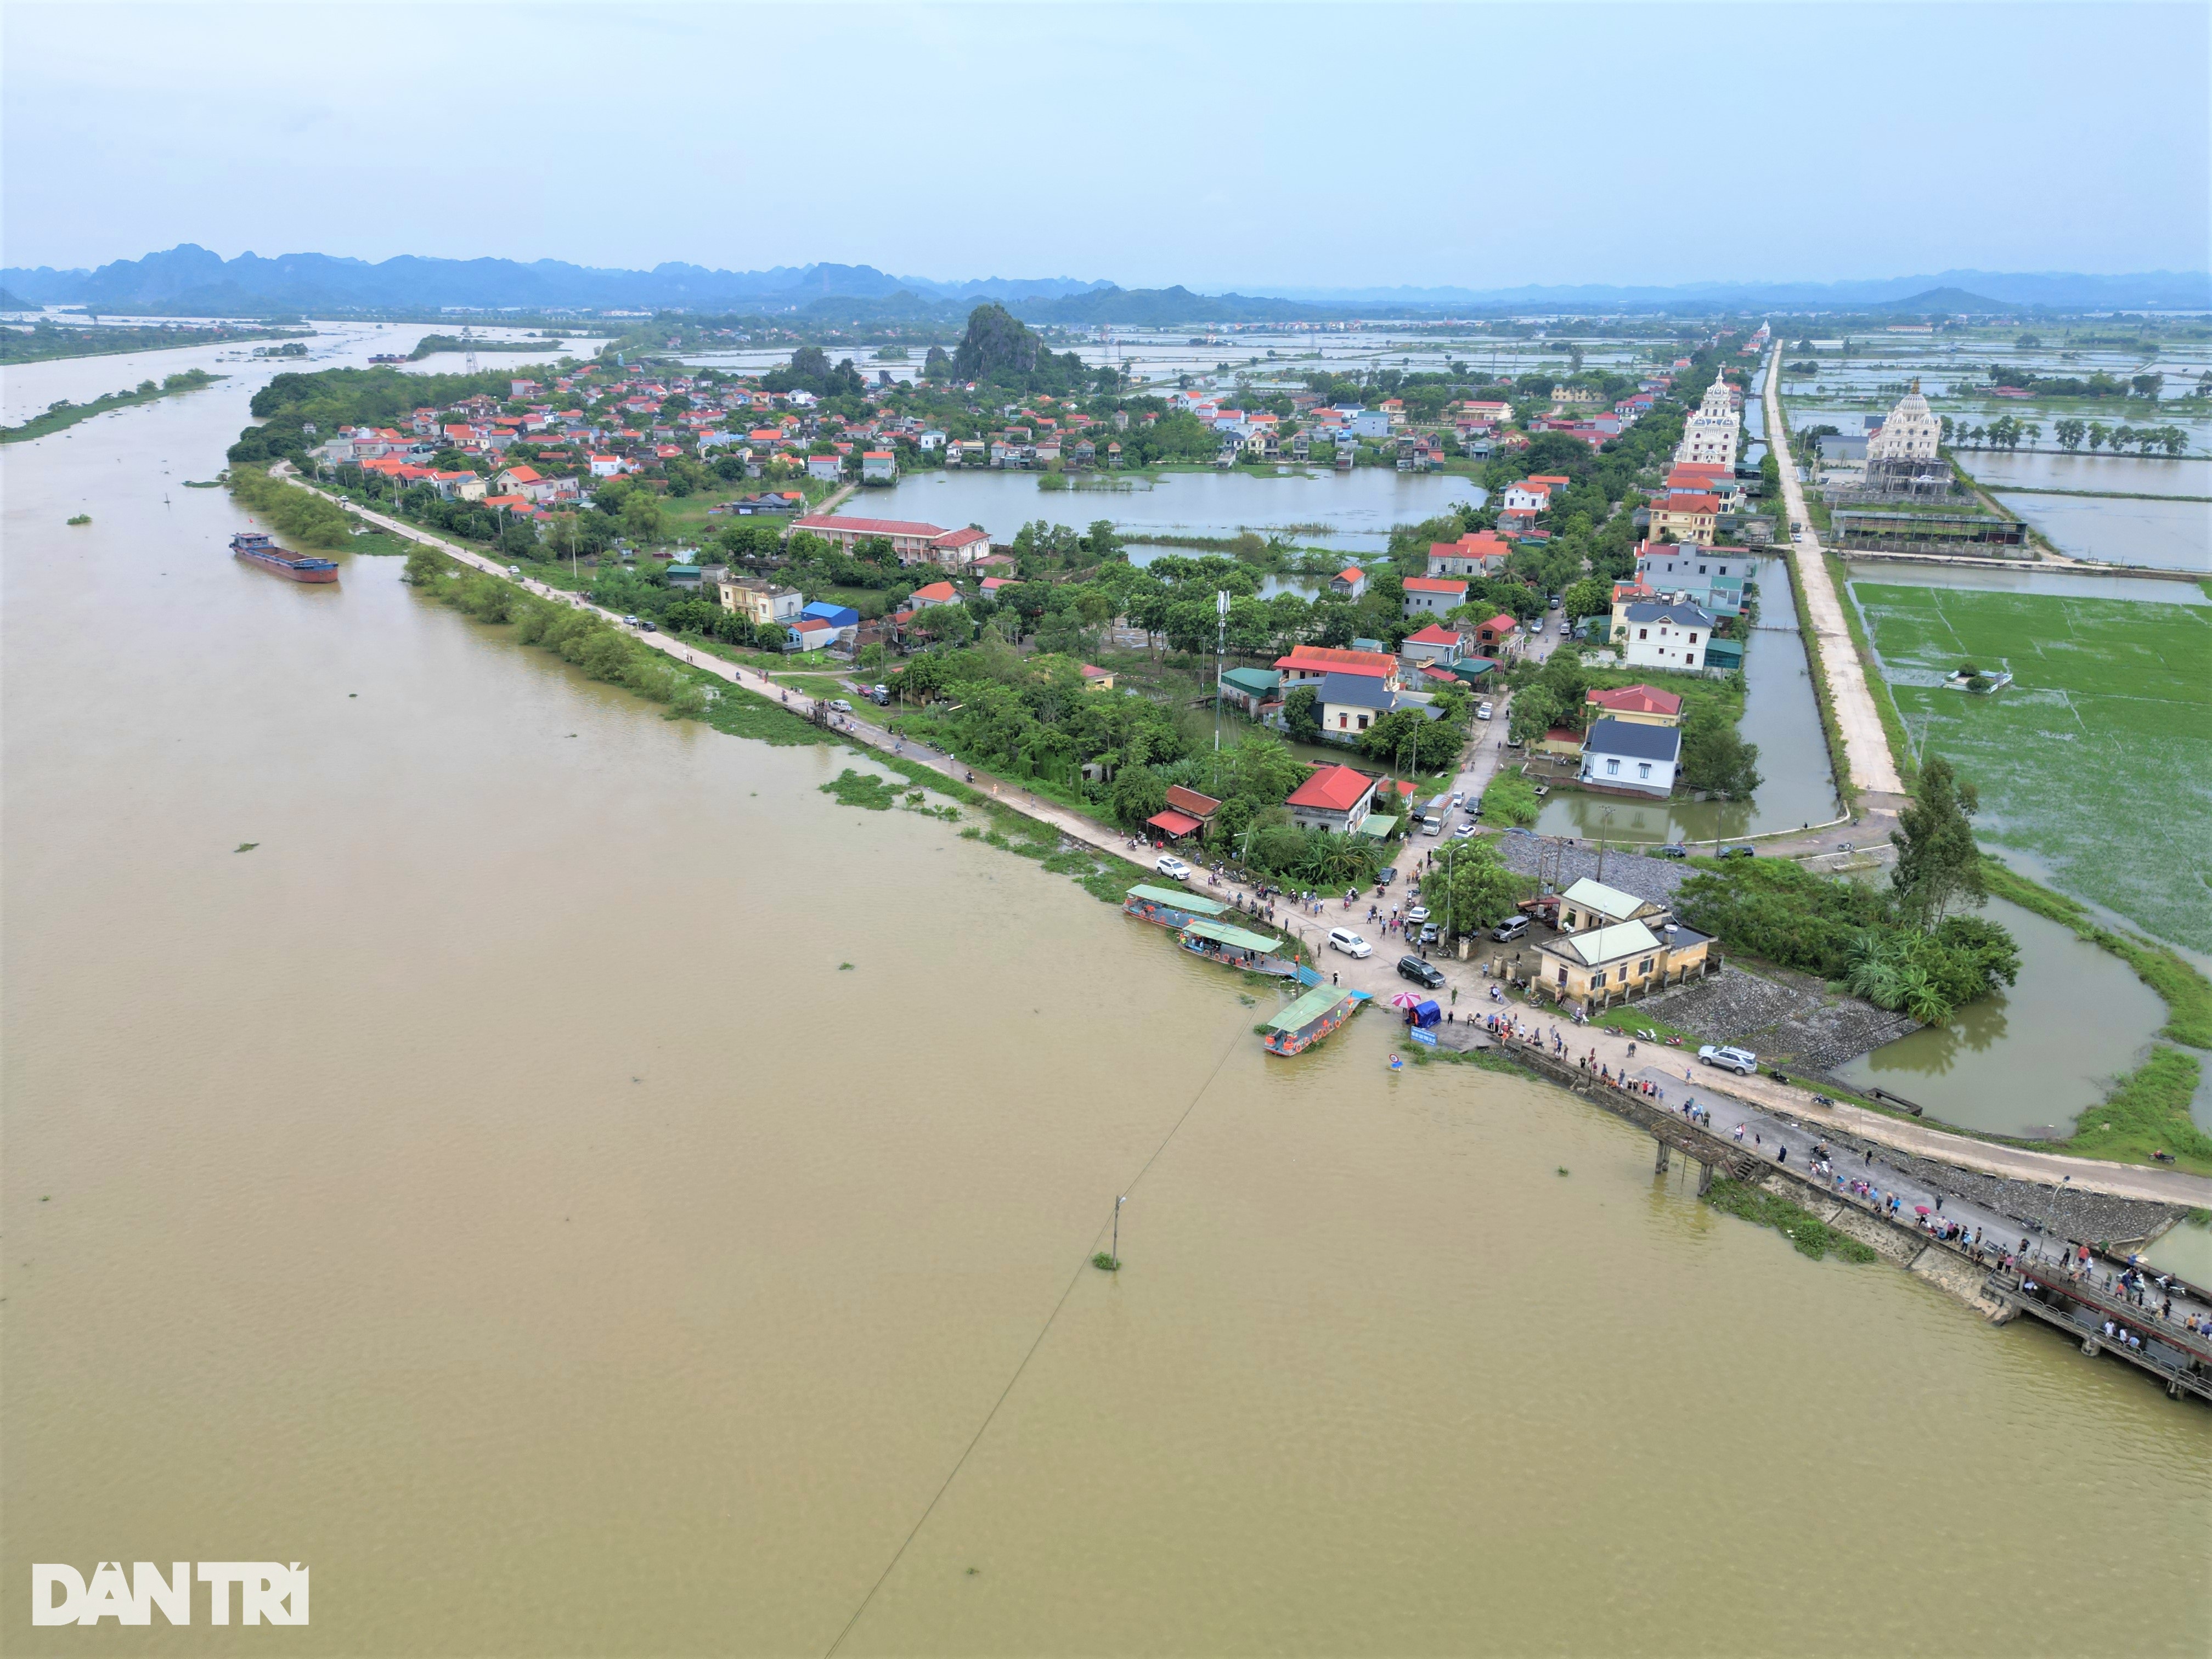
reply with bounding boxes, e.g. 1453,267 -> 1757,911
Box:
1476,702 -> 1494,721
828,698 -> 853,714
1154,855 -> 1192,883
1405,905 -> 1430,925
1328,928 -> 1373,959
1454,822 -> 1478,838
1699,1045 -> 1759,1075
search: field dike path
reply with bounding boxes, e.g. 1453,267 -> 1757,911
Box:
1762,342 -> 1905,797
272,466 -> 2210,1209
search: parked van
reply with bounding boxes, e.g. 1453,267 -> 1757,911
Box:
1420,814 -> 1444,837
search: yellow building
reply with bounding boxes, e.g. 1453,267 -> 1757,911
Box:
1536,917 -> 1713,1008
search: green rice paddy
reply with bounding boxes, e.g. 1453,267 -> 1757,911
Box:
1849,583 -> 2212,952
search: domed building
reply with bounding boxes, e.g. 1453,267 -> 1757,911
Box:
1863,379 -> 1954,496
1674,373 -> 1741,468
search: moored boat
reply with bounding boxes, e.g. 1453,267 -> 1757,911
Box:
1123,883 -> 1232,930
231,531 -> 337,583
1262,985 -> 1368,1056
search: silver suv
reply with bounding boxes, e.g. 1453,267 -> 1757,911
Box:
1698,1045 -> 1758,1075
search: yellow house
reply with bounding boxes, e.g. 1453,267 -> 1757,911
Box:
1647,494 -> 1720,546
1536,917 -> 1713,1008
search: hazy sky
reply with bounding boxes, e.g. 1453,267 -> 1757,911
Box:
5,2 -> 2206,289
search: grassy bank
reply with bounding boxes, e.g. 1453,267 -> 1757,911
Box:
1702,1178 -> 1878,1262
2,369 -> 222,443
2044,1047 -> 2212,1173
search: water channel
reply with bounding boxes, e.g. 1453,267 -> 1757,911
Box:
5,328 -> 2208,1655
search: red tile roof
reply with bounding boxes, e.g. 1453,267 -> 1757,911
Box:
1406,623 -> 1463,645
1147,809 -> 1204,838
909,580 -> 957,602
1274,645 -> 1395,677
1403,577 -> 1468,595
1285,764 -> 1376,813
1587,684 -> 1683,717
1164,785 -> 1222,817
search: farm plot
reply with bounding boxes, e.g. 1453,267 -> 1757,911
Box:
1850,582 -> 2212,951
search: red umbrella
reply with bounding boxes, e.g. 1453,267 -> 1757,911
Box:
1914,1205 -> 1931,1215
1389,992 -> 1423,1009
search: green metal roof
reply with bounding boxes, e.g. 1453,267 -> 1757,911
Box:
1181,918 -> 1283,953
1268,985 -> 1354,1032
1219,667 -> 1281,695
1356,814 -> 1400,840
1126,884 -> 1228,916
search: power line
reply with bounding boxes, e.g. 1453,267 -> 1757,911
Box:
823,1019 -> 1250,1656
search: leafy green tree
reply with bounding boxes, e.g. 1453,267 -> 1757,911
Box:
1437,842 -> 1523,935
1111,765 -> 1169,829
1890,755 -> 1986,927
620,490 -> 664,543
754,621 -> 787,652
1282,685 -> 1321,743
1678,708 -> 1762,799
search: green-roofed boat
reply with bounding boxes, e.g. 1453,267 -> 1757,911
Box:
1178,916 -> 1283,966
1263,985 -> 1369,1056
1124,883 -> 1231,930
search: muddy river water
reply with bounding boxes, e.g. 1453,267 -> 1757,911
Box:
4,332 -> 2209,1655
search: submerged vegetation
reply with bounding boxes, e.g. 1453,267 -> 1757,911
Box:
1702,1178 -> 1878,1263
2,369 -> 221,443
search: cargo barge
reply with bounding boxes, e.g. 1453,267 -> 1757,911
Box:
232,531 -> 337,583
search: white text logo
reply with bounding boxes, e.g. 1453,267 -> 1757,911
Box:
32,1562 -> 309,1626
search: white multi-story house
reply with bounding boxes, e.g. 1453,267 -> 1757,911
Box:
1618,598 -> 1715,671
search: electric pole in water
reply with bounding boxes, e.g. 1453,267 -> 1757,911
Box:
1113,1194 -> 1126,1266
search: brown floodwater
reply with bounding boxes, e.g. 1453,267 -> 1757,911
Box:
5,334 -> 2210,1656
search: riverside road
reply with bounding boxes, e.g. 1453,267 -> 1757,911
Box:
278,467 -> 2210,1211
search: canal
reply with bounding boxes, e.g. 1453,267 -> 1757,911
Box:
4,328 -> 2208,1655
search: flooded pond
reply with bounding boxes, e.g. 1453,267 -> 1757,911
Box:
1957,450 -> 2212,498
833,466 -> 1485,552
2145,1217 -> 2212,1285
1833,895 -> 2169,1137
1989,489 -> 2210,572
1840,560 -> 2208,606
1533,555 -> 1839,844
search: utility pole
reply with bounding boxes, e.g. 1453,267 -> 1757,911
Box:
1111,1194 -> 1125,1267
1212,589 -> 1229,752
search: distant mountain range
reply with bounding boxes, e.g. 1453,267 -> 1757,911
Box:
2,245 -> 2203,319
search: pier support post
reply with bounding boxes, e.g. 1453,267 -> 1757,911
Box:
1697,1160 -> 1714,1196
1654,1138 -> 1670,1175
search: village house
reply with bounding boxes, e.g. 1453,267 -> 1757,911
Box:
906,580 -> 959,611
1578,718 -> 1681,797
1646,493 -> 1722,546
861,450 -> 897,482
1535,915 -> 1712,1009
1216,666 -> 1282,717
1401,576 -> 1468,619
1499,480 -> 1553,515
1584,684 -> 1683,727
1427,531 -> 1512,578
1272,644 -> 1400,692
1284,763 -> 1379,834
1554,877 -> 1669,935
805,454 -> 843,482
1329,566 -> 1368,599
717,577 -> 805,626
1618,598 -> 1714,671
1400,623 -> 1466,666
1472,613 -> 1519,652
